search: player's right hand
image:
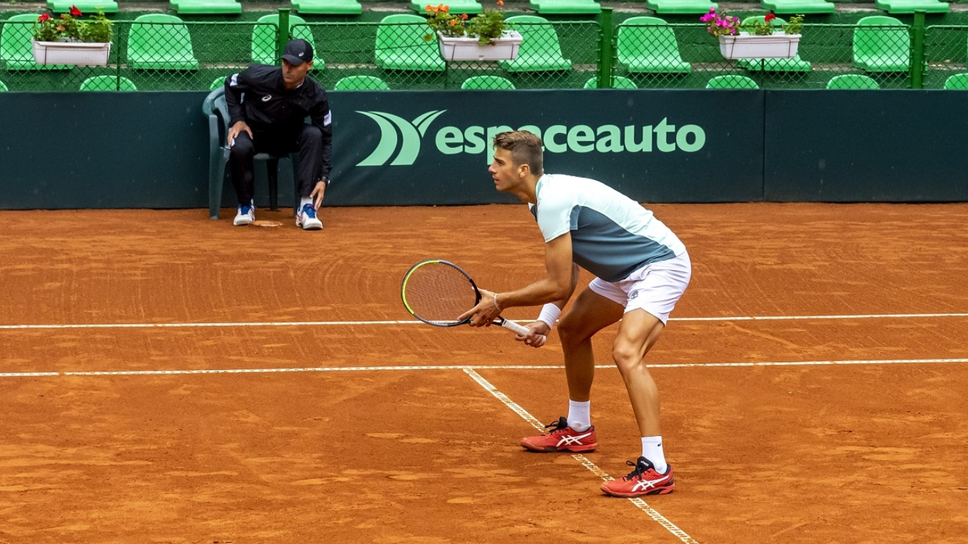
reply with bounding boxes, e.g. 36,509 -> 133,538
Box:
516,320 -> 551,348
228,120 -> 253,147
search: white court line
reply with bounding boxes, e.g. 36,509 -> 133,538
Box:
1,312 -> 967,330
0,358 -> 966,379
462,368 -> 701,544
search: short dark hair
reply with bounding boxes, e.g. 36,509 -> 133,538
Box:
493,130 -> 544,176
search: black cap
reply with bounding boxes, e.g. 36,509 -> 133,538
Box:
282,39 -> 313,66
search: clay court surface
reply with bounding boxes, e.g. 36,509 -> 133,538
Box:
1,203 -> 967,544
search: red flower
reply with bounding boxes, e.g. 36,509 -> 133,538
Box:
459,13 -> 468,19
764,12 -> 776,22
38,12 -> 52,21
496,0 -> 504,4
69,4 -> 82,16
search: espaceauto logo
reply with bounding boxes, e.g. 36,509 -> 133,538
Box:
355,109 -> 707,167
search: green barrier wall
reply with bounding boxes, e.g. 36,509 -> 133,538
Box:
0,90 -> 965,209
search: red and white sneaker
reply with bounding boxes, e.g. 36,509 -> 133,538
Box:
601,457 -> 675,497
521,417 -> 598,453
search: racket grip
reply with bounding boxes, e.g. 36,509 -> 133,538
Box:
496,317 -> 531,336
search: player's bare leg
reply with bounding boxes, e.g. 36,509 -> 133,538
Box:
611,309 -> 666,436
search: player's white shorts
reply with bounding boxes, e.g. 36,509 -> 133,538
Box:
588,251 -> 691,325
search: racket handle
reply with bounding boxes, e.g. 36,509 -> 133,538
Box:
495,317 -> 531,336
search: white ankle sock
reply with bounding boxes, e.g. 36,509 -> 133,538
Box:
567,400 -> 591,432
300,197 -> 312,208
641,436 -> 667,474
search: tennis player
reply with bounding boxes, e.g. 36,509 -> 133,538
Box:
459,130 -> 691,498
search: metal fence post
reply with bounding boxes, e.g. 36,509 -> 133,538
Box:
911,11 -> 925,89
597,7 -> 614,89
277,8 -> 291,64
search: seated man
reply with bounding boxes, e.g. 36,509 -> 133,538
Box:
224,38 -> 333,230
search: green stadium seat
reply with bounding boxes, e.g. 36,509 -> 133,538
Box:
47,0 -> 119,13
853,15 -> 910,73
410,0 -> 482,15
826,74 -> 879,89
375,14 -> 445,72
760,0 -> 834,15
334,75 -> 391,90
170,0 -> 243,15
583,75 -> 637,88
0,80 -> 7,91
529,0 -> 601,15
617,16 -> 691,74
943,73 -> 968,89
499,15 -> 572,73
80,75 -> 138,91
296,0 -> 364,15
210,75 -> 227,90
203,86 -> 297,219
128,14 -> 200,71
1,14 -> 72,71
253,15 -> 324,70
461,75 -> 516,89
737,16 -> 811,73
646,0 -> 717,15
706,74 -> 759,88
874,0 -> 949,14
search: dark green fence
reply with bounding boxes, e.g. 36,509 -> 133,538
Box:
1,9 -> 965,91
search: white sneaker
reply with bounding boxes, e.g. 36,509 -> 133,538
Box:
296,203 -> 323,230
233,201 -> 255,226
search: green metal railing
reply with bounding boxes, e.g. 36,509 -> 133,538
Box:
0,9 -> 965,92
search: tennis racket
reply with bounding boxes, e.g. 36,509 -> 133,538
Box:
401,259 -> 532,335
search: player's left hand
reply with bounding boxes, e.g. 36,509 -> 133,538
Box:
310,181 -> 327,209
459,288 -> 501,327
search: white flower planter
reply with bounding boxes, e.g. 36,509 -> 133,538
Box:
32,40 -> 112,66
438,31 -> 522,61
718,32 -> 800,59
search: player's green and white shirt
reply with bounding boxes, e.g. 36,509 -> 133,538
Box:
530,174 -> 686,283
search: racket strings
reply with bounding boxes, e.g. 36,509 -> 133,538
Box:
403,265 -> 478,324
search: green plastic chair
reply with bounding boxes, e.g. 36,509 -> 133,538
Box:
706,75 -> 759,89
461,75 -> 516,89
334,75 -> 391,90
873,0 -> 949,14
0,80 -> 7,91
170,0 -> 242,15
209,76 -> 227,90
253,15 -> 324,70
583,75 -> 637,88
128,14 -> 200,71
646,0 -> 717,14
853,16 -> 910,73
1,14 -> 72,71
529,0 -> 601,15
80,75 -> 138,91
47,0 -> 119,13
375,14 -> 445,72
295,0 -> 363,14
943,73 -> 968,89
410,0 -> 482,14
617,16 -> 691,74
737,16 -> 811,73
499,15 -> 572,73
760,0 -> 834,14
826,74 -> 879,89
202,86 -> 298,219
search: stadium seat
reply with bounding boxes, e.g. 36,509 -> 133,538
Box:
1,14 -> 72,71
203,86 -> 297,219
874,0 -> 949,14
942,73 -> 968,89
646,0 -> 717,15
210,76 -> 227,90
170,0 -> 242,15
375,14 -> 445,72
80,75 -> 138,91
0,80 -> 7,91
760,0 -> 834,14
253,14 -> 324,70
410,0 -> 482,14
706,74 -> 759,88
529,0 -> 601,15
461,75 -> 516,89
334,75 -> 392,90
499,15 -> 572,73
826,74 -> 879,89
583,75 -> 637,88
128,14 -> 200,71
296,0 -> 364,15
853,16 -> 910,73
737,16 -> 811,73
616,16 -> 691,74
47,0 -> 119,13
